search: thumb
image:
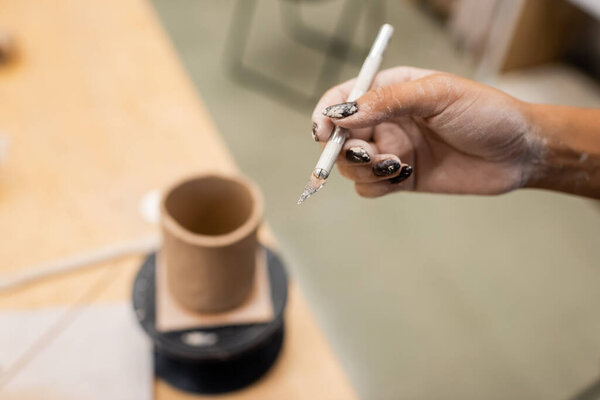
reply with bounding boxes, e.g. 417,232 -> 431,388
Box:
323,74 -> 462,129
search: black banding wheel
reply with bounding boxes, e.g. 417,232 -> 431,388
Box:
132,246 -> 288,394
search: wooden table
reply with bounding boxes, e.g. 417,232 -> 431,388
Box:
0,1 -> 357,398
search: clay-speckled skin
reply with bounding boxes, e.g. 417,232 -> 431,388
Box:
312,66 -> 542,198
311,122 -> 318,141
389,165 -> 413,184
346,147 -> 371,163
373,158 -> 401,176
323,102 -> 358,119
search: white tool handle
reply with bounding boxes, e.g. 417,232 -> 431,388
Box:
314,24 -> 394,178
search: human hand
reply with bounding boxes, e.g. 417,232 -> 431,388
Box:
311,66 -> 541,198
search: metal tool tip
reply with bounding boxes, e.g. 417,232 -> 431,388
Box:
296,193 -> 309,205
296,174 -> 327,205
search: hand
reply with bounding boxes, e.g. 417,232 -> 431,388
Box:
312,66 -> 541,198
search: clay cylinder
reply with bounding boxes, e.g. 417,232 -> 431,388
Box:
160,174 -> 264,313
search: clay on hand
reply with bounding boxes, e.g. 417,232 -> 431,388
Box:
312,66 -> 540,198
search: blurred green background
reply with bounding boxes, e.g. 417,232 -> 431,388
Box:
150,1 -> 600,399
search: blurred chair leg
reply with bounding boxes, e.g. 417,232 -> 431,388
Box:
311,0 -> 366,95
279,0 -> 368,65
223,0 -> 384,110
224,0 -> 317,109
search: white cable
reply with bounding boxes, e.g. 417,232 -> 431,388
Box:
0,235 -> 161,292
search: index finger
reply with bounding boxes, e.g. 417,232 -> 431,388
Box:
311,66 -> 437,142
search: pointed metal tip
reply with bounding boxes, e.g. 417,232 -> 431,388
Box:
296,190 -> 310,205
296,174 -> 327,205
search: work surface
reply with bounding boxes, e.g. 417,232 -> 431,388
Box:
0,0 -> 357,398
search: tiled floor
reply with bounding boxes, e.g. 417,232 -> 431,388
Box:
151,1 -> 600,398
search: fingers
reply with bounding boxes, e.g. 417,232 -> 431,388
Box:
353,159 -> 414,198
338,154 -> 409,184
309,66 -> 436,198
311,66 -> 437,142
337,138 -> 378,166
325,73 -> 465,130
312,79 -> 356,142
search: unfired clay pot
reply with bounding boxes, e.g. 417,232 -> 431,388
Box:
160,174 -> 264,313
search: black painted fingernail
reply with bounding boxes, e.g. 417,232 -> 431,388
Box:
389,164 -> 413,184
345,147 -> 370,163
311,122 -> 318,141
323,101 -> 358,119
373,159 -> 401,177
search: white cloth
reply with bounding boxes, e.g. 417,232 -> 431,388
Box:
0,302 -> 153,400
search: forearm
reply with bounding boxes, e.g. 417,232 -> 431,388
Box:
523,103 -> 600,199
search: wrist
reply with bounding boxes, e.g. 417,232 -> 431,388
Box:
521,102 -> 600,198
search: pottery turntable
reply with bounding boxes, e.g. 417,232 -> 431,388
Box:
132,174 -> 288,394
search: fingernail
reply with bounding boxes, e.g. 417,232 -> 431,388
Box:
346,147 -> 370,163
389,164 -> 413,184
311,122 -> 318,141
373,159 -> 401,177
323,101 -> 358,119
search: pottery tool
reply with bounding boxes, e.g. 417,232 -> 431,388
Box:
297,24 -> 394,205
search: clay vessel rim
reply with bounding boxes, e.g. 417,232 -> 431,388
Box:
160,173 -> 263,247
